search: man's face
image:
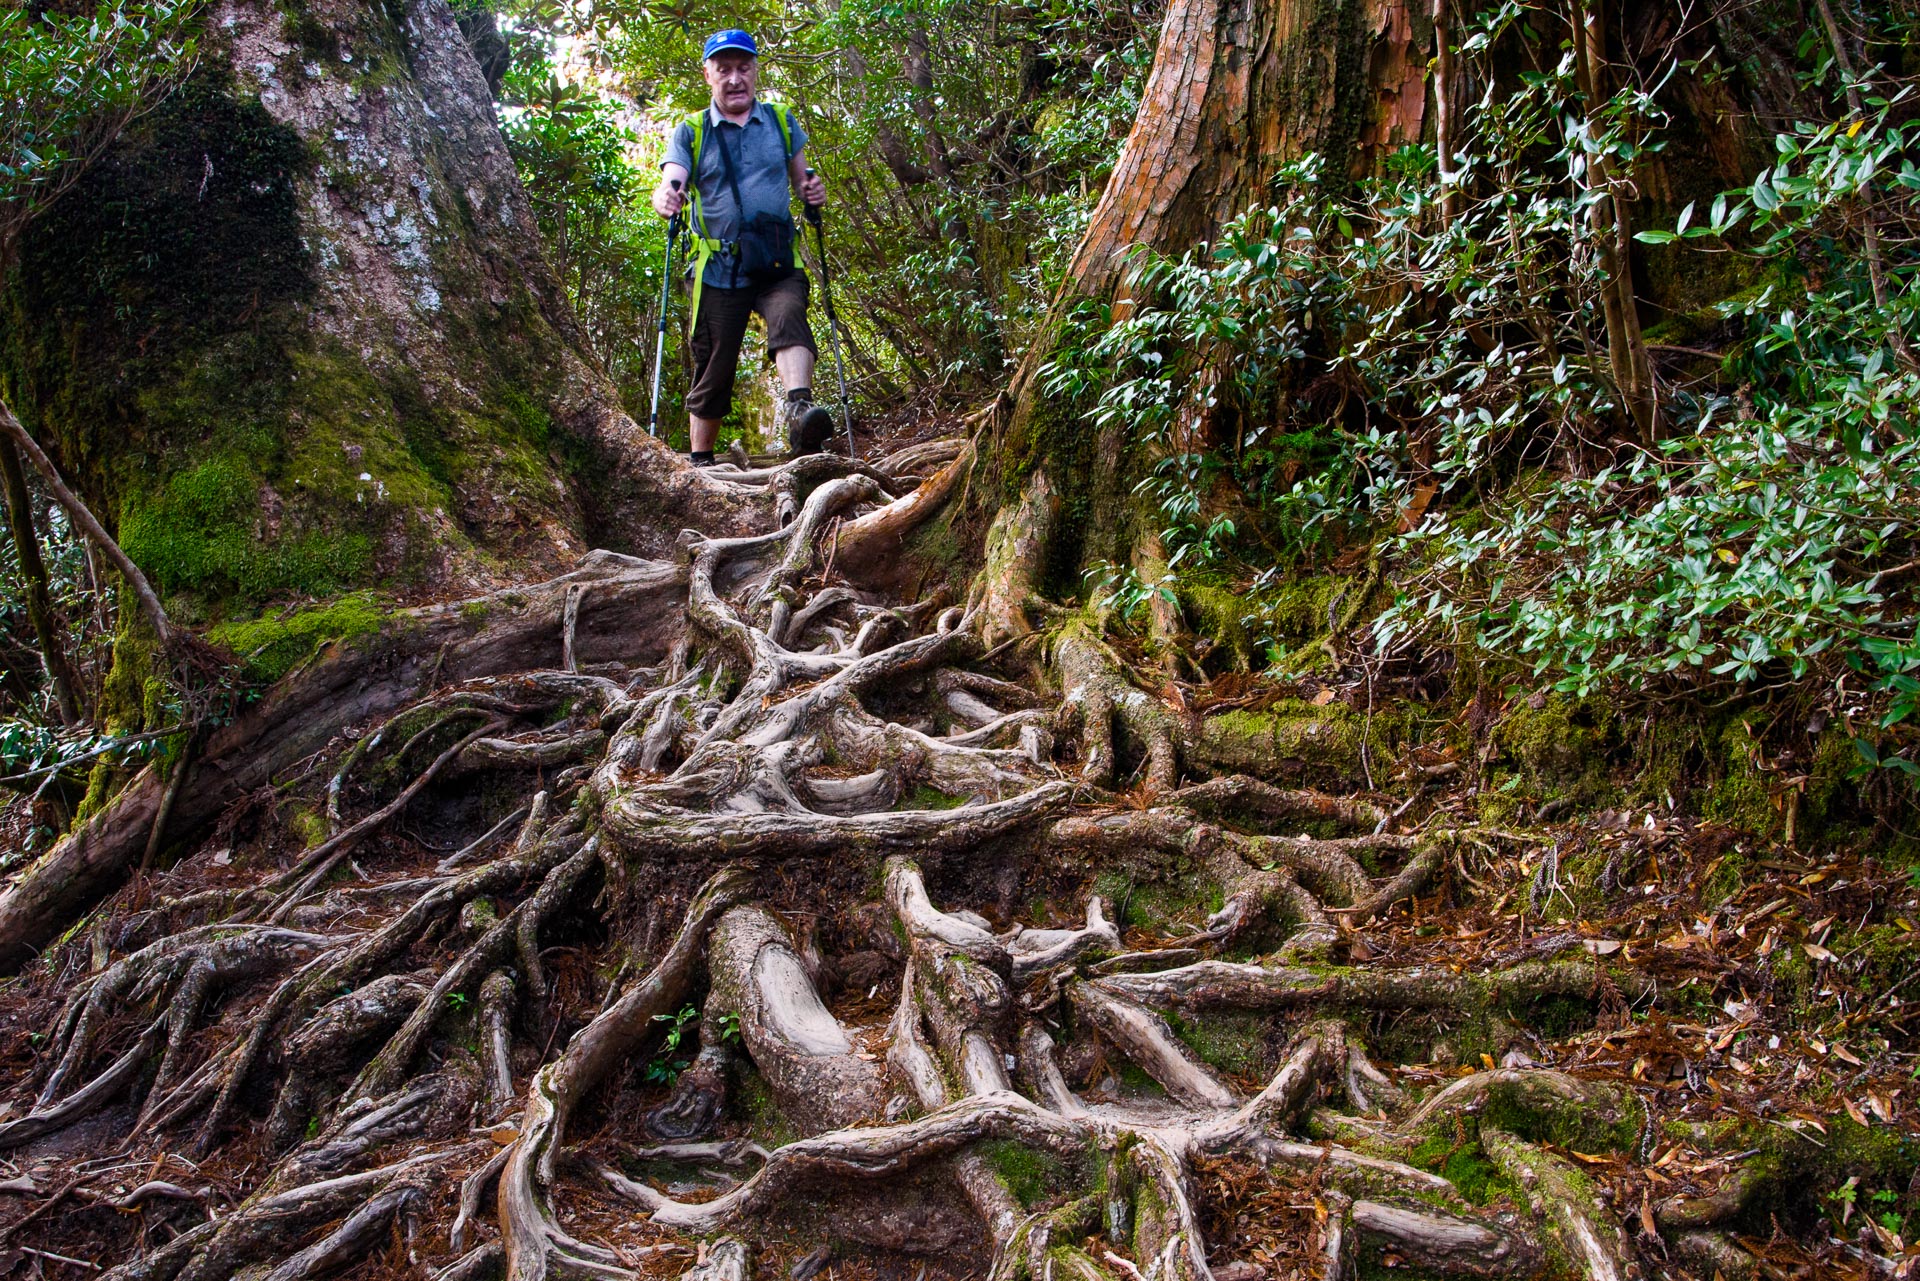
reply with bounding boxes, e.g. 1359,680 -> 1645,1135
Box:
704,51 -> 757,113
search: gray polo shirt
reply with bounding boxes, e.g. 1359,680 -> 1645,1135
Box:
664,101 -> 808,288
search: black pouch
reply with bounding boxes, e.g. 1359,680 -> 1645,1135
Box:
731,210 -> 796,282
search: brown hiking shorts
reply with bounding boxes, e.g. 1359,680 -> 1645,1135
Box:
686,268 -> 817,420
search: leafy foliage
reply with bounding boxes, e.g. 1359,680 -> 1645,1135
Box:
1069,0 -> 1920,753
501,64 -> 668,411
492,0 -> 1158,408
0,498 -> 109,723
1392,87 -> 1920,721
0,0 -> 201,261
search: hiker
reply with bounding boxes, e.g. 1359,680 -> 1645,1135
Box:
653,29 -> 836,466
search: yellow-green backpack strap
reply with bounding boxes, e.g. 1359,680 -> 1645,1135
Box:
769,101 -> 793,158
683,110 -> 721,327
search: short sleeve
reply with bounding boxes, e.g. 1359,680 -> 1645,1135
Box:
785,109 -> 808,158
663,119 -> 694,172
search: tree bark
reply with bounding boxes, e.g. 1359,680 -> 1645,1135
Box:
992,0 -> 1439,620
0,0 -> 752,609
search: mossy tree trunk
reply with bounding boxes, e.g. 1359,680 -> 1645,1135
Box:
0,0 -> 746,617
982,0 -> 1434,635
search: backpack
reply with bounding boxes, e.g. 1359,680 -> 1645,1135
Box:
683,102 -> 798,324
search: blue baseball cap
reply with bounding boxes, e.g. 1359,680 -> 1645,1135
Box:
703,29 -> 757,60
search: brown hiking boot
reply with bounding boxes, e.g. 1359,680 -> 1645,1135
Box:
788,400 -> 836,455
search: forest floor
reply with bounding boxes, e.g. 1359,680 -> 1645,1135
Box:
0,434 -> 1912,1281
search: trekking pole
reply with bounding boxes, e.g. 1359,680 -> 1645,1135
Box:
803,169 -> 855,460
647,180 -> 683,438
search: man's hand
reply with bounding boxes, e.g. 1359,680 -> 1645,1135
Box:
653,178 -> 686,219
799,168 -> 826,208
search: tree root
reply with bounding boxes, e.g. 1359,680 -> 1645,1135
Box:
0,439 -> 1726,1281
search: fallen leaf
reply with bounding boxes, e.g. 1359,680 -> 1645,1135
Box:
1583,939 -> 1622,955
1833,1044 -> 1864,1066
1802,942 -> 1836,962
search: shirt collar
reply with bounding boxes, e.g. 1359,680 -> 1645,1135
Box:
708,100 -> 759,127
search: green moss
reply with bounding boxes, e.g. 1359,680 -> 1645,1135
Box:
1408,1136 -> 1512,1205
71,611 -> 170,824
1493,695 -> 1618,804
1506,994 -> 1596,1042
1090,867 -> 1214,935
1194,699 -> 1401,787
904,509 -> 969,596
898,784 -> 968,811
210,595 -> 389,687
1114,1060 -> 1164,1096
1727,1117 -> 1920,1234
1165,1010 -> 1272,1078
1176,579 -> 1258,671
1802,728 -> 1868,831
120,456 -> 375,601
285,804 -> 327,849
1701,716 -> 1781,835
981,1139 -> 1071,1208
1701,848 -> 1749,907
1480,1086 -> 1642,1156
730,1064 -> 797,1149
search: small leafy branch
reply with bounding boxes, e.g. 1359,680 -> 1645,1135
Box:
645,1005 -> 700,1085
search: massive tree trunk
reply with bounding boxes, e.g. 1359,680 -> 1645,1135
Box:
1063,0 -> 1426,305
0,0 -> 746,610
986,0 -> 1432,632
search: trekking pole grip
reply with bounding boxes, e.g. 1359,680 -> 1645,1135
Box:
803,167 -> 823,226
